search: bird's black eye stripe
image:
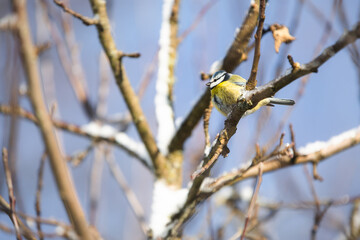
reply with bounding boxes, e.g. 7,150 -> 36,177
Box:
215,72 -> 226,81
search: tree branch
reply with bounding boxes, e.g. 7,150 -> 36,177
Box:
0,104 -> 152,171
12,1 -> 92,238
53,0 -> 99,26
0,196 -> 36,240
156,0 -> 182,186
168,0 -> 260,155
155,0 -> 180,153
222,0 -> 260,73
2,148 -> 22,240
204,125 -> 360,191
246,0 -> 266,90
87,0 -> 167,179
240,163 -> 263,240
166,22 -> 360,237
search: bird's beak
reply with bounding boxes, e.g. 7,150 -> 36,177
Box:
206,82 -> 211,87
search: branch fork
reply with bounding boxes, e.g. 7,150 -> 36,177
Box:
53,0 -> 99,26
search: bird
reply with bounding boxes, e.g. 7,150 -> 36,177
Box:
206,70 -> 295,116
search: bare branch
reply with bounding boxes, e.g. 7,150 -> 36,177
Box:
89,145 -> 104,225
246,0 -> 266,90
53,0 -> 99,25
35,152 -> 47,240
105,150 -> 149,236
12,1 -> 92,238
0,197 -> 36,240
2,148 -> 22,240
240,163 -> 263,240
222,0 -> 260,73
88,0 -> 167,180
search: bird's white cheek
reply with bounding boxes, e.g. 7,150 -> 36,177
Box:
210,82 -> 217,89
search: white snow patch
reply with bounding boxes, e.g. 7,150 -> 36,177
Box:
155,0 -> 176,154
298,126 -> 360,155
115,132 -> 150,162
81,122 -> 151,163
81,121 -> 117,138
150,180 -> 188,238
55,226 -> 78,240
199,177 -> 216,193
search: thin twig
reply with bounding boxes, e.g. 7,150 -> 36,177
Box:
203,100 -> 213,149
240,163 -> 263,240
53,0 -> 99,25
264,0 -> 338,151
105,149 -> 149,236
304,165 -> 320,211
311,201 -> 333,240
35,152 -> 47,240
42,0 -> 94,119
222,0 -> 260,73
274,0 -> 304,77
2,148 -> 22,240
57,0 -> 94,118
178,0 -> 219,43
246,0 -> 266,90
0,196 -> 36,240
96,52 -> 110,117
0,195 -> 71,229
89,145 -> 105,225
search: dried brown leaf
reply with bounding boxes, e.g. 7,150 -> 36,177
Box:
270,24 -> 296,53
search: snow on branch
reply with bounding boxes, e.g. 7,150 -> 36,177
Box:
203,125 -> 360,193
298,126 -> 360,155
149,180 -> 188,238
155,0 -> 179,154
81,122 -> 151,168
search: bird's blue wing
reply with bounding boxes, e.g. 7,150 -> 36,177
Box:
229,74 -> 246,86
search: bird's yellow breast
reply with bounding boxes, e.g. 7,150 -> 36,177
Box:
211,81 -> 243,106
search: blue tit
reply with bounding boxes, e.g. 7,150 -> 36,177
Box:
206,70 -> 295,116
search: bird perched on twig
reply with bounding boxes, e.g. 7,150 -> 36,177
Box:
206,70 -> 295,116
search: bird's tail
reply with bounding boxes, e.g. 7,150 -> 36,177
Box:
269,97 -> 295,106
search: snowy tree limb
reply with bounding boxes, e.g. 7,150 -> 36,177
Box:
155,0 -> 180,154
87,0 -> 168,179
0,104 -> 152,171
